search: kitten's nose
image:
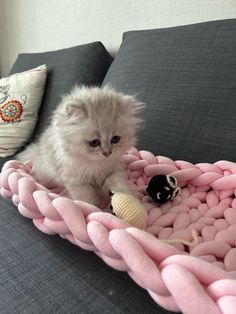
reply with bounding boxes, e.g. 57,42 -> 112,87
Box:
102,150 -> 112,157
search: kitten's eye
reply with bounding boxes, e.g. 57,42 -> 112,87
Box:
111,135 -> 121,144
89,139 -> 100,147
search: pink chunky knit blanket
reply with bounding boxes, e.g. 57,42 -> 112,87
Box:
1,147 -> 236,314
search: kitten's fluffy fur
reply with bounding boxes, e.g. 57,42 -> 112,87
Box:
18,85 -> 143,206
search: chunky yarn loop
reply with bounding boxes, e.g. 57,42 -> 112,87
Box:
1,147 -> 236,313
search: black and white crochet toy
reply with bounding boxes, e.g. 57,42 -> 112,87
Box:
146,175 -> 180,203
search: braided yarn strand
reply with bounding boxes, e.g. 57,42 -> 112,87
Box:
1,148 -> 236,314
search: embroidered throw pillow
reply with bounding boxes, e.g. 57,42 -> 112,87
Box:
0,65 -> 47,157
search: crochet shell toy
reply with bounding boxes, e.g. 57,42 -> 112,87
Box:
110,191 -> 148,229
146,175 -> 180,203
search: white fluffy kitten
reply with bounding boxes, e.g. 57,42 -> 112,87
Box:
18,85 -> 143,206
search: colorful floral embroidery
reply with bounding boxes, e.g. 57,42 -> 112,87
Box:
0,100 -> 23,122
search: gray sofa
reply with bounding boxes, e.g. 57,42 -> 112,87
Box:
1,19 -> 236,313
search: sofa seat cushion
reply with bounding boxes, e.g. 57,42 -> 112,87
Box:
0,196 -> 162,313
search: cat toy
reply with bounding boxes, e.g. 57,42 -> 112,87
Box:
146,175 -> 180,203
110,191 -> 148,229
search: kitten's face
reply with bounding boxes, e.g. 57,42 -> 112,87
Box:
53,86 -> 143,162
77,114 -> 135,161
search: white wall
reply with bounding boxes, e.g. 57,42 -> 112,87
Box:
0,0 -> 236,76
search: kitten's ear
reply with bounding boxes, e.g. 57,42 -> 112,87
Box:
65,103 -> 87,119
53,94 -> 87,127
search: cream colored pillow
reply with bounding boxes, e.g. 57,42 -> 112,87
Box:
0,65 -> 47,157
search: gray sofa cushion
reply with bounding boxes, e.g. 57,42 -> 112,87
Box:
103,19 -> 236,163
9,42 -> 113,138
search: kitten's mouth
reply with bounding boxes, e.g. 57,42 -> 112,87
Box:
90,149 -> 124,161
91,152 -> 114,161
102,151 -> 112,157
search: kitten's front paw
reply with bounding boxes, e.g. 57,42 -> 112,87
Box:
85,195 -> 100,207
70,186 -> 100,207
74,194 -> 100,207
